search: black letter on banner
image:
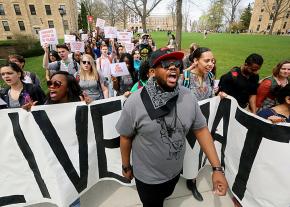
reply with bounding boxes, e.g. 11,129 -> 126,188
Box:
8,113 -> 51,199
32,106 -> 89,193
197,102 -> 210,169
210,98 -> 231,168
232,108 -> 290,200
90,100 -> 129,183
0,195 -> 26,206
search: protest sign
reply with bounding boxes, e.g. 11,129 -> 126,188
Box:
81,34 -> 88,42
0,97 -> 290,207
117,32 -> 132,44
39,28 -> 58,46
124,43 -> 135,53
104,26 -> 117,39
64,35 -> 76,43
96,18 -> 105,29
110,62 -> 130,77
70,41 -> 85,53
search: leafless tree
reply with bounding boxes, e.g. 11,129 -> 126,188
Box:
80,0 -> 107,20
121,0 -> 164,32
263,0 -> 290,34
176,0 -> 182,50
105,0 -> 122,26
225,0 -> 243,26
167,0 -> 176,30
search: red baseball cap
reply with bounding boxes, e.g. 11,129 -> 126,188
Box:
149,47 -> 184,68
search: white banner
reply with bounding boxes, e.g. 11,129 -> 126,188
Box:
81,34 -> 88,42
39,28 -> 58,46
64,35 -> 76,43
70,41 -> 85,53
0,96 -> 289,207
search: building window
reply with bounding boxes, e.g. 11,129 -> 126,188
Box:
0,4 -> 5,15
256,24 -> 260,31
48,20 -> 54,28
63,20 -> 69,30
45,5 -> 51,15
258,15 -> 262,21
286,11 -> 289,18
18,21 -> 25,31
269,14 -> 273,20
60,5 -> 66,15
283,22 -> 287,29
2,21 -> 10,31
29,5 -> 36,15
267,23 -> 271,30
14,4 -> 21,15
261,8 -> 264,12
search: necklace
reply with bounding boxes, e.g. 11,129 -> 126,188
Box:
164,105 -> 177,138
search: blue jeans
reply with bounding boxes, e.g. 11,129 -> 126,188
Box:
70,198 -> 80,207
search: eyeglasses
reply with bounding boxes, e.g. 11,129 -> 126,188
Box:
47,80 -> 63,88
160,60 -> 181,69
82,61 -> 91,65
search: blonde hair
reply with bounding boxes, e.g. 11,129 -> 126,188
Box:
79,54 -> 99,81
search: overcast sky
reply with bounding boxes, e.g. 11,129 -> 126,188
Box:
152,0 -> 254,21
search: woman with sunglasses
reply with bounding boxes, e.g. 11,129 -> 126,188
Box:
0,63 -> 46,110
77,54 -> 108,101
182,47 -> 216,202
46,71 -> 83,104
46,71 -> 82,207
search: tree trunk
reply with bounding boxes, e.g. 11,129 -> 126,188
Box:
141,16 -> 147,32
176,0 -> 182,50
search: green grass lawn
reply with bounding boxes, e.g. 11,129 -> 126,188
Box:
1,32 -> 290,92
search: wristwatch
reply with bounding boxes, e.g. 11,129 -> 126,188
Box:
212,166 -> 225,174
122,164 -> 132,173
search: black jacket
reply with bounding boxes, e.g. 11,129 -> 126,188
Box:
0,82 -> 46,109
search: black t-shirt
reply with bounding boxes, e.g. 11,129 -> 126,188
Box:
218,67 -> 259,108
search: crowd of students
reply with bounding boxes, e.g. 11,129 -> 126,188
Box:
0,30 -> 289,207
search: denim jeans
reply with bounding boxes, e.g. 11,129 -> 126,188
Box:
69,198 -> 80,207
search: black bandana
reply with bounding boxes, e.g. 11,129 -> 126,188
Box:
141,77 -> 179,120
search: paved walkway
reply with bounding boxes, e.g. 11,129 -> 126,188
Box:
31,165 -> 234,207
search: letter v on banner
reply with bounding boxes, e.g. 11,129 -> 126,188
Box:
210,98 -> 231,168
90,100 -> 129,183
32,106 -> 89,193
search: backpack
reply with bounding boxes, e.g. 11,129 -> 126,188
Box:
56,60 -> 79,72
183,69 -> 214,88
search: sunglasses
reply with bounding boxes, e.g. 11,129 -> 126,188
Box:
47,80 -> 63,88
160,60 -> 181,69
82,61 -> 91,65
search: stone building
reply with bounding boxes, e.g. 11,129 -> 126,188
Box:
0,0 -> 78,40
249,0 -> 290,34
127,13 -> 175,31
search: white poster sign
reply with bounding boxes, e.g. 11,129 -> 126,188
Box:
110,62 -> 130,77
64,35 -> 76,43
104,27 -> 117,39
39,28 -> 58,46
81,34 -> 88,42
117,32 -> 132,43
70,41 -> 85,53
124,43 -> 135,53
96,18 -> 106,29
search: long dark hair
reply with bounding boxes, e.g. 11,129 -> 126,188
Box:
120,53 -> 137,83
273,84 -> 290,104
2,62 -> 24,80
46,71 -> 82,104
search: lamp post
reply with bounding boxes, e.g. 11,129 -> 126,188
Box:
58,7 -> 65,35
